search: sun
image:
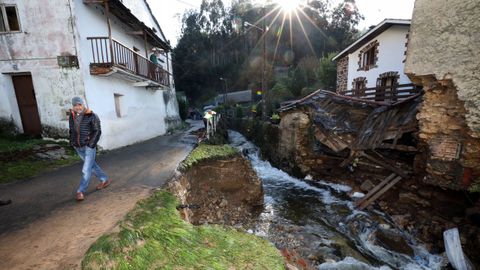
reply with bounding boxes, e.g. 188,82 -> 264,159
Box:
275,0 -> 302,13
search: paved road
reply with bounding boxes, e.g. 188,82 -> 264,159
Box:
0,121 -> 201,269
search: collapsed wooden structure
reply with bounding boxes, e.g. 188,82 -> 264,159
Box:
278,90 -> 423,209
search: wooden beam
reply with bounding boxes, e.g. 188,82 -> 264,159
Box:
379,143 -> 417,152
360,152 -> 409,178
356,175 -> 402,210
126,31 -> 143,36
143,31 -> 148,58
83,0 -> 104,4
355,173 -> 396,208
104,0 -> 114,64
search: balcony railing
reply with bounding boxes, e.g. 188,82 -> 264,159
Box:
87,37 -> 170,87
340,83 -> 422,102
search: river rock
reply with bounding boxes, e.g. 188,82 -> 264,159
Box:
391,214 -> 411,228
374,228 -> 414,256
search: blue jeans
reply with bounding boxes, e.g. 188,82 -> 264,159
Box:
75,146 -> 108,193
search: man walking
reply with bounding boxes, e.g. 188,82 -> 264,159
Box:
69,97 -> 110,201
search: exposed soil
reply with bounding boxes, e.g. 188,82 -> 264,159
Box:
167,154 -> 264,227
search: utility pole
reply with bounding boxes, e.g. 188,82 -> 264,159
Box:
262,6 -> 267,119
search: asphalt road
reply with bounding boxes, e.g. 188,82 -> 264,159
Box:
0,121 -> 202,269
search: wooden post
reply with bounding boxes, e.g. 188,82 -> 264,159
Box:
104,0 -> 114,64
143,31 -> 148,58
166,52 -> 170,86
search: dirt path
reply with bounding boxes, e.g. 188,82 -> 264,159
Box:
0,122 -> 201,269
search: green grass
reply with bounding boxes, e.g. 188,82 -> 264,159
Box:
179,143 -> 238,171
0,136 -> 50,153
82,191 -> 284,270
0,135 -> 80,183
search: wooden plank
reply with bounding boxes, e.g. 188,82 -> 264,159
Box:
379,143 -> 417,152
354,173 -> 396,208
360,152 -> 409,178
357,176 -> 402,210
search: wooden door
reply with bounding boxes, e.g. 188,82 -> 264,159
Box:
12,75 -> 42,135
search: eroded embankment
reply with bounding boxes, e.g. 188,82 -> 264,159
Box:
167,143 -> 263,227
81,143 -> 285,269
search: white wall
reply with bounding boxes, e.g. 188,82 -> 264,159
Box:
347,25 -> 411,89
0,0 -> 85,134
74,0 -> 179,149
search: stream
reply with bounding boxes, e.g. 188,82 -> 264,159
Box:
228,130 -> 444,270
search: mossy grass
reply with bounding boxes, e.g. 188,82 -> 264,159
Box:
82,191 -> 284,270
0,135 -> 80,183
179,143 -> 237,171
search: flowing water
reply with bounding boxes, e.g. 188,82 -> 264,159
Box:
228,130 -> 444,270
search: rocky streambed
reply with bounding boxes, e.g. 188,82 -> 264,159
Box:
167,131 -> 455,269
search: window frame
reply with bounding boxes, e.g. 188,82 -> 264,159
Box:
357,40 -> 379,71
0,4 -> 22,34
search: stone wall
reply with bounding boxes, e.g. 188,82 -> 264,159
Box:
405,0 -> 480,190
415,78 -> 480,190
335,56 -> 349,93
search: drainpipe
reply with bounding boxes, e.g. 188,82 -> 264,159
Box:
104,0 -> 114,64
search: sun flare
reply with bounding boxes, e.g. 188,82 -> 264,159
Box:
275,0 -> 302,13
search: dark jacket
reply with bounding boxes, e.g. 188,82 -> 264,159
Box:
69,109 -> 102,148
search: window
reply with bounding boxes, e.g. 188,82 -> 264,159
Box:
362,47 -> 375,67
358,40 -> 379,71
0,5 -> 21,33
352,77 -> 367,96
376,72 -> 399,101
114,94 -> 124,118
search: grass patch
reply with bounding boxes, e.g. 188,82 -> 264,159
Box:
0,135 -> 80,183
82,191 -> 284,270
0,136 -> 51,154
179,143 -> 237,171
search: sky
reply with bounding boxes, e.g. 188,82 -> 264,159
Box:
149,0 -> 416,47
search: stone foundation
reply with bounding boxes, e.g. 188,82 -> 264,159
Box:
415,78 -> 480,190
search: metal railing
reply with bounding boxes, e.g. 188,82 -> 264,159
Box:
87,37 -> 170,86
341,83 -> 421,102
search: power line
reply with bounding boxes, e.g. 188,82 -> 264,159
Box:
175,0 -> 197,8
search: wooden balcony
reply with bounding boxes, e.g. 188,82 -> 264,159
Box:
340,83 -> 422,103
87,37 -> 170,88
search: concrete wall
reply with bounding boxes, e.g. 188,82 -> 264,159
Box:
404,0 -> 480,138
347,25 -> 410,88
74,0 -> 179,149
0,0 -> 85,135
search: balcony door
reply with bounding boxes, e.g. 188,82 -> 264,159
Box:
133,46 -> 140,74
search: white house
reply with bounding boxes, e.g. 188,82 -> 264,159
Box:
0,0 -> 179,149
333,19 -> 418,102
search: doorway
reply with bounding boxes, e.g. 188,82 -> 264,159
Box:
12,74 -> 42,135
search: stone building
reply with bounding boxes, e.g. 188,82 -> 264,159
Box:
0,0 -> 179,149
404,0 -> 480,191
